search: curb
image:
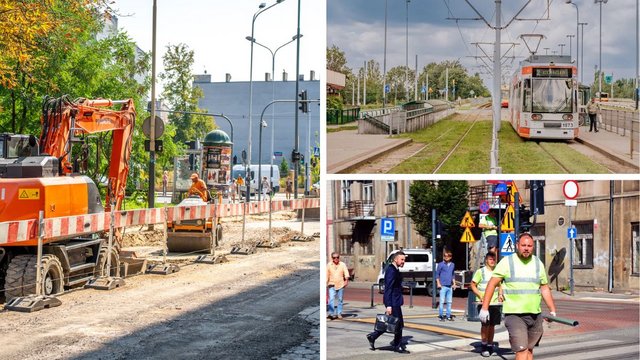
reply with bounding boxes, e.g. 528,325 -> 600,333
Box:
329,138 -> 413,174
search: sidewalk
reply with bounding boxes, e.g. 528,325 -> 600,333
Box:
327,129 -> 411,174
576,125 -> 640,170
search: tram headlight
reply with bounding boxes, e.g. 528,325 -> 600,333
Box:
531,114 -> 543,121
562,114 -> 573,121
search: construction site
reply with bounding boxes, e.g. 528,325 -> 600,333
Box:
0,96 -> 320,359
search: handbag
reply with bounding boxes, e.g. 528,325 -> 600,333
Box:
374,314 -> 399,333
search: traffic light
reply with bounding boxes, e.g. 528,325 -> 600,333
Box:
519,205 -> 533,232
530,180 -> 545,215
298,90 -> 308,113
291,149 -> 301,162
434,219 -> 443,239
300,154 -> 305,165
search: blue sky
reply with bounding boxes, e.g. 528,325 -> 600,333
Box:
328,0 -> 638,89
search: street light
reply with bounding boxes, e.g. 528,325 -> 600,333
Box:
383,0 -> 388,108
566,1 -> 580,84
246,33 -> 301,200
595,0 -> 608,100
247,0 -> 285,203
579,22 -> 588,84
257,119 -> 268,201
558,43 -> 566,56
566,35 -> 575,62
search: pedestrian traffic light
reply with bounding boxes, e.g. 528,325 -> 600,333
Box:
530,180 -> 545,215
298,90 -> 308,113
434,220 -> 443,239
300,154 -> 305,165
519,205 -> 533,232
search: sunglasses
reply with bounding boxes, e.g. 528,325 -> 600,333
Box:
332,256 -> 340,259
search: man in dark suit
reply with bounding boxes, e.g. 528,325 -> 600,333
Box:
366,251 -> 409,354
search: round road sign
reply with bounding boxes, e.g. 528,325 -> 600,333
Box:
563,180 -> 579,200
479,200 -> 490,214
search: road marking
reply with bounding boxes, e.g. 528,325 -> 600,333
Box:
346,316 -> 480,339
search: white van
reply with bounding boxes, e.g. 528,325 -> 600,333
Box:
377,248 -> 434,296
232,164 -> 280,195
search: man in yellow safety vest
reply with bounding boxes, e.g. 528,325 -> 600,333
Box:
479,233 -> 557,360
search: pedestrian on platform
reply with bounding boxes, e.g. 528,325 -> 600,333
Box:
587,98 -> 599,132
366,251 -> 409,354
479,233 -> 557,360
327,252 -> 350,320
436,249 -> 457,321
479,209 -> 499,251
471,252 -> 504,357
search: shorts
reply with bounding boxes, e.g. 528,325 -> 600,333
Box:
486,235 -> 498,250
504,314 -> 543,352
477,304 -> 502,326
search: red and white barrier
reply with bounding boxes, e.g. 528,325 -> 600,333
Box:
0,198 -> 320,245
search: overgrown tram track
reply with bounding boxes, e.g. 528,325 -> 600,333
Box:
535,142 -> 572,173
432,109 -> 483,173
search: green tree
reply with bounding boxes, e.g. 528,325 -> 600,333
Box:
279,157 -> 289,178
159,43 -> 214,144
326,45 -> 350,73
386,66 -> 415,104
408,180 -> 469,251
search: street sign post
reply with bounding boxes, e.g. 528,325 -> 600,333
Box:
567,226 -> 577,239
381,218 -> 395,242
479,200 -> 490,214
562,180 -> 579,296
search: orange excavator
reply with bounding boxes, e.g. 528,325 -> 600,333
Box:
0,95 -> 135,302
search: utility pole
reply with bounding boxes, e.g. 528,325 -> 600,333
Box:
566,35 -> 575,62
363,61 -> 367,106
579,22 -> 588,84
558,43 -> 566,56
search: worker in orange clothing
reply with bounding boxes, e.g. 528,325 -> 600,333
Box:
188,173 -> 209,202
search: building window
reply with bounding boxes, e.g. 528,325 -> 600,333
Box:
632,223 -> 640,275
530,223 -> 546,268
362,180 -> 373,202
358,234 -> 374,255
572,221 -> 594,269
341,180 -> 352,208
339,235 -> 353,255
386,181 -> 398,203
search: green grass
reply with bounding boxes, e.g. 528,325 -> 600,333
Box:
327,125 -> 358,133
386,117 -> 612,173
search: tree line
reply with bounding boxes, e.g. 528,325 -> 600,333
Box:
327,45 -> 491,109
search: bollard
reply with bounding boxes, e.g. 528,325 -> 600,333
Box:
370,283 -> 377,308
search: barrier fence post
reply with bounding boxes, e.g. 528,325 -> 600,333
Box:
268,189 -> 273,244
300,195 -> 306,236
35,210 -> 44,296
163,204 -> 168,263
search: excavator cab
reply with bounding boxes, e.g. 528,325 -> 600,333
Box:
0,133 -> 38,159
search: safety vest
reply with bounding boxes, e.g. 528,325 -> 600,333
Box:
474,267 -> 499,303
497,254 -> 545,314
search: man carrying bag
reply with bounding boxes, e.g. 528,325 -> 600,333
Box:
366,251 -> 409,354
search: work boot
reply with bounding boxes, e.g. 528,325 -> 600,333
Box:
366,334 -> 375,350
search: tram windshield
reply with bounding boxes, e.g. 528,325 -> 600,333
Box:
531,79 -> 573,113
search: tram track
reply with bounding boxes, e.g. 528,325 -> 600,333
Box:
432,109 -> 483,173
535,141 -> 572,173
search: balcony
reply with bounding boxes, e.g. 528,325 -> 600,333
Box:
346,200 -> 375,219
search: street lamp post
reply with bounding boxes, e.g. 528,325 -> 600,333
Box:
579,22 -> 588,84
595,0 -> 608,100
383,0 -> 388,108
405,0 -> 410,101
558,43 -> 566,56
566,1 -> 580,84
247,0 -> 285,203
566,35 -> 575,60
246,34 -> 301,200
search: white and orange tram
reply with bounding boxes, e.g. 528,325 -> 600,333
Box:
508,55 -> 579,140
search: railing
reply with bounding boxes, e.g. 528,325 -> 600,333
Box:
600,108 -> 639,159
327,107 -> 360,125
347,200 -> 375,218
362,114 -> 391,133
359,106 -> 402,120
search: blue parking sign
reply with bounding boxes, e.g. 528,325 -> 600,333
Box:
381,218 -> 395,241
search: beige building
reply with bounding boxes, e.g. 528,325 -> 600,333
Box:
327,180 -> 640,292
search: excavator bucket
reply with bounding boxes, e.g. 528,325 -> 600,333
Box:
166,231 -> 213,254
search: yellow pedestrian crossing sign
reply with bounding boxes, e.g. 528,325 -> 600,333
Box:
501,204 -> 515,231
460,227 -> 476,243
460,211 -> 475,228
507,182 -> 523,204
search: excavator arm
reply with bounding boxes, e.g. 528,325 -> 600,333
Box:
39,96 -> 136,212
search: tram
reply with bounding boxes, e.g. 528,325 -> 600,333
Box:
508,55 -> 578,140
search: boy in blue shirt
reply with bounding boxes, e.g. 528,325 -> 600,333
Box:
436,249 -> 456,321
